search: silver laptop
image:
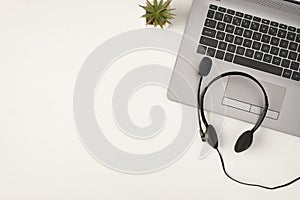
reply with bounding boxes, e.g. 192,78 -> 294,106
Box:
168,0 -> 300,137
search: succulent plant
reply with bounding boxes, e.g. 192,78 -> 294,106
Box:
139,0 -> 175,29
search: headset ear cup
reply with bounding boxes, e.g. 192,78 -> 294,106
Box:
206,125 -> 218,149
199,57 -> 212,76
234,131 -> 254,153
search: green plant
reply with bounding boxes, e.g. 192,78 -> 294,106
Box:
139,0 -> 175,29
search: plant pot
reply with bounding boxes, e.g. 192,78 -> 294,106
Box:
144,20 -> 170,29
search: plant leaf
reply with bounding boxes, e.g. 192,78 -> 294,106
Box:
141,13 -> 152,18
159,0 -> 163,7
163,0 -> 172,8
139,5 -> 147,10
146,0 -> 153,8
166,19 -> 172,24
153,0 -> 158,10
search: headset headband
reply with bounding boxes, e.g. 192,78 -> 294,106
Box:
200,71 -> 269,138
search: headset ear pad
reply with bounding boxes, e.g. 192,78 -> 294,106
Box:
234,131 -> 254,153
199,57 -> 212,76
206,125 -> 218,149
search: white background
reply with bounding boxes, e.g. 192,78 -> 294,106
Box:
0,0 -> 300,199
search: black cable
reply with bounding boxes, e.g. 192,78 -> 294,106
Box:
216,148 -> 300,190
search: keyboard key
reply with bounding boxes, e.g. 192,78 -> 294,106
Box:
216,31 -> 226,40
283,69 -> 292,79
243,30 -> 253,38
236,12 -> 243,17
204,19 -> 217,28
218,41 -> 227,50
205,19 -> 217,28
279,49 -> 288,58
245,49 -> 254,58
209,4 -> 218,10
236,46 -> 246,55
259,24 -> 269,33
242,19 -> 251,28
262,19 -> 270,25
262,44 -> 270,53
216,50 -> 225,59
279,40 -> 289,48
225,34 -> 234,42
287,32 -> 296,41
234,36 -> 243,45
202,27 -> 216,38
223,14 -> 233,23
288,51 -> 297,60
268,27 -> 278,36
234,55 -> 283,76
261,35 -> 271,43
292,71 -> 300,81
296,34 -> 300,43
252,41 -> 261,50
271,21 -> 279,27
216,22 -> 226,31
227,44 -> 236,53
243,39 -> 252,48
278,29 -> 287,38
200,36 -> 218,48
298,54 -> 300,62
270,46 -> 279,55
281,59 -> 290,68
225,53 -> 234,62
227,9 -> 235,15
250,22 -> 259,31
288,42 -> 298,51
232,17 -> 242,26
291,62 -> 299,70
207,10 -> 215,18
263,54 -> 272,63
215,12 -> 224,21
234,27 -> 244,36
197,45 -> 207,54
244,14 -> 252,20
279,24 -> 288,29
288,26 -> 296,32
270,37 -> 280,46
225,24 -> 234,33
254,51 -> 263,60
253,16 -> 261,22
253,32 -> 262,41
218,7 -> 226,12
272,57 -> 281,65
207,47 -> 216,57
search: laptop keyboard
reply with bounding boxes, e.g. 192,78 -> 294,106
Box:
197,4 -> 300,82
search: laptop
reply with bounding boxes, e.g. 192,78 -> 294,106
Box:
168,0 -> 300,137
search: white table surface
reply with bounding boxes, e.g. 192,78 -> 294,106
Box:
0,0 -> 300,199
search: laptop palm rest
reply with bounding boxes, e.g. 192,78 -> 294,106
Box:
222,76 -> 286,120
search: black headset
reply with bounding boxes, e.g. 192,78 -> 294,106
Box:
197,57 -> 300,190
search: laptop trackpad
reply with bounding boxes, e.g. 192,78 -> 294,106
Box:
222,76 -> 286,120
